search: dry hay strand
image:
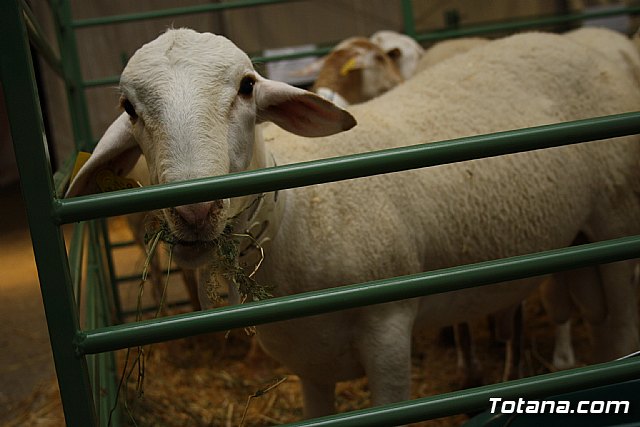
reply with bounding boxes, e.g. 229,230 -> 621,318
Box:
117,325 -> 480,427
145,215 -> 273,306
118,330 -> 305,426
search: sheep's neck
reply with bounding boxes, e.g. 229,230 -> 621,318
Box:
229,131 -> 285,269
227,130 -> 269,217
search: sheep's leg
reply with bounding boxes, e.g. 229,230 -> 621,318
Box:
500,304 -> 524,381
357,313 -> 413,408
541,273 -> 579,370
301,380 -> 335,419
564,266 -> 606,325
454,323 -> 483,388
541,276 -> 573,325
180,268 -> 201,310
586,261 -> 639,362
147,251 -> 167,314
127,212 -> 168,313
552,320 -> 575,369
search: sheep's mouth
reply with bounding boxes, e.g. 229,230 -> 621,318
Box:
174,239 -> 217,248
171,238 -> 219,268
145,218 -> 228,268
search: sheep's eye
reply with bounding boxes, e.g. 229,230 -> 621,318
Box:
121,98 -> 138,120
387,48 -> 402,60
238,75 -> 255,96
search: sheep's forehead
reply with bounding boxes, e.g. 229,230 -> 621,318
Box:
121,29 -> 252,99
373,32 -> 422,57
325,39 -> 385,67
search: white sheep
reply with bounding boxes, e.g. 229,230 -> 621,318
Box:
67,28 -> 640,418
370,30 -> 424,79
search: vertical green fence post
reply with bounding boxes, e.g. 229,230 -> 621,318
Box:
0,0 -> 97,426
50,0 -> 94,152
401,0 -> 416,37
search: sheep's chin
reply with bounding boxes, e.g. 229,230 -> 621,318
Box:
172,240 -> 217,269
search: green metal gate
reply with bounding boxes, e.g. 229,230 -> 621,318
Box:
1,1 -> 640,426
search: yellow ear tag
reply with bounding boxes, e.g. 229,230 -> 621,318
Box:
95,169 -> 142,193
340,57 -> 358,76
70,151 -> 91,182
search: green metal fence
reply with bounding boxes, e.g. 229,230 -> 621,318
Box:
1,0 -> 640,426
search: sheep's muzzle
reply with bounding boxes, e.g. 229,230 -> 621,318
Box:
163,199 -> 228,268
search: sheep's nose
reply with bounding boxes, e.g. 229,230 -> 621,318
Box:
175,202 -> 215,228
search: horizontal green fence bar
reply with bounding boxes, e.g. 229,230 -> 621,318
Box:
115,269 -> 181,283
416,6 -> 640,43
109,239 -> 136,248
75,235 -> 640,355
71,0 -> 305,28
82,76 -> 119,88
80,6 -> 640,88
284,357 -> 640,427
55,111 -> 640,225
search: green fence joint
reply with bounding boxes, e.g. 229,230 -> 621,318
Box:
50,198 -> 64,225
73,331 -> 88,357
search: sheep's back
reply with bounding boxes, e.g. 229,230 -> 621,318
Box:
264,30 -> 640,289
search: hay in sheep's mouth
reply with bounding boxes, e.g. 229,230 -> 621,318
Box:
144,221 -> 274,304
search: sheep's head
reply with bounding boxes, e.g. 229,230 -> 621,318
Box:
370,30 -> 424,80
66,28 -> 356,267
312,37 -> 404,105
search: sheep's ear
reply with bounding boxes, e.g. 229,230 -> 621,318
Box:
255,77 -> 356,137
65,112 -> 142,197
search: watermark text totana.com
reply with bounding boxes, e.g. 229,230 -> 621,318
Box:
489,397 -> 630,414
